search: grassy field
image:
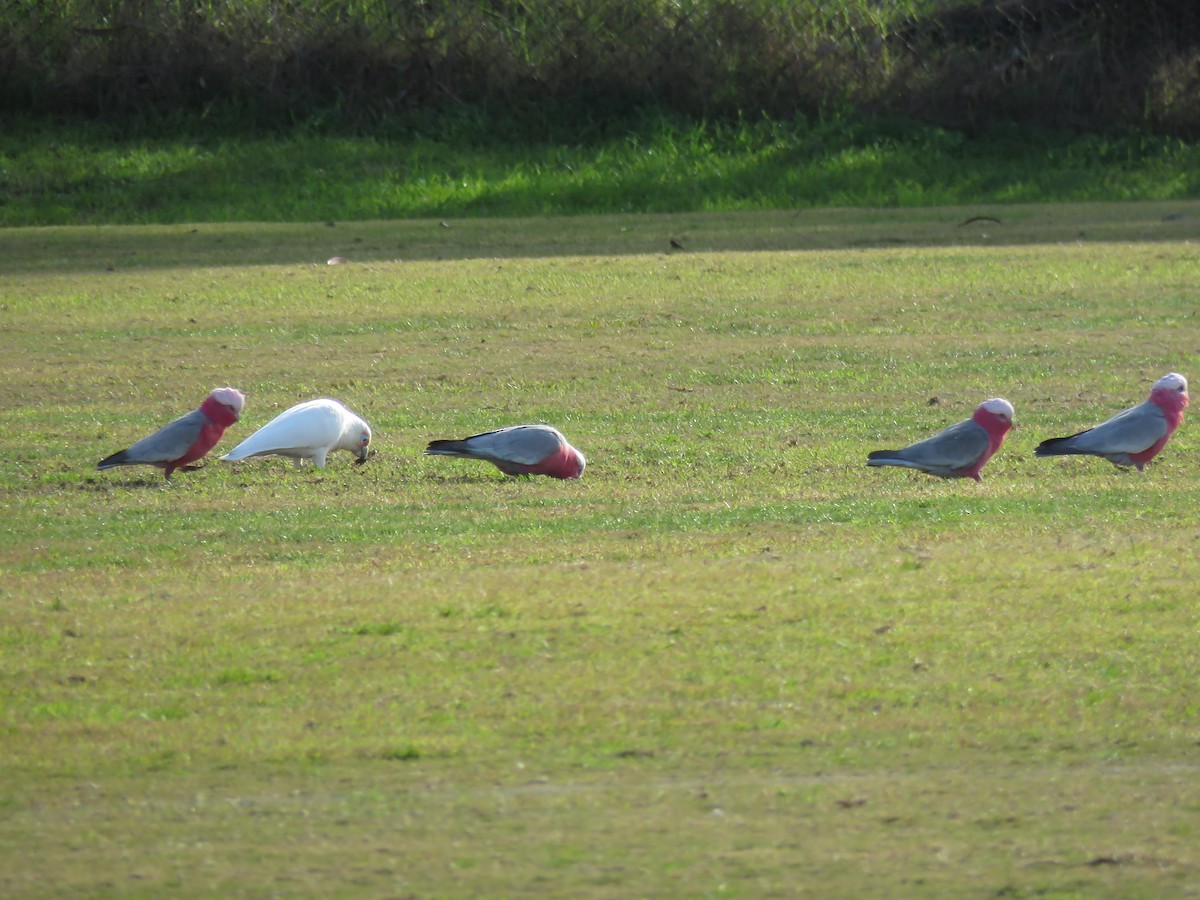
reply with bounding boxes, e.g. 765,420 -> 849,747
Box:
3,202 -> 1200,896
3,113 -> 1198,226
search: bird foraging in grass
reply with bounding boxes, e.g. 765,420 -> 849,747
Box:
867,398 -> 1014,481
1035,372 -> 1188,470
97,386 -> 245,481
221,398 -> 372,468
426,424 -> 586,479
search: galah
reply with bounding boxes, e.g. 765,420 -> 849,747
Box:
220,398 -> 372,468
867,398 -> 1015,481
97,386 -> 245,480
425,424 -> 586,479
1035,372 -> 1189,470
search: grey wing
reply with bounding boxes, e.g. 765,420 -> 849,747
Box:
898,419 -> 989,469
1068,402 -> 1167,454
469,425 -> 562,464
122,409 -> 207,462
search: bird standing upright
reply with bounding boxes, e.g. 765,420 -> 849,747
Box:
221,398 -> 371,468
97,387 -> 245,480
867,398 -> 1015,481
425,424 -> 586,479
1034,372 -> 1188,470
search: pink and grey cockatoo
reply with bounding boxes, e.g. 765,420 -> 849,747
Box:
220,398 -> 372,468
97,387 -> 245,480
1035,372 -> 1188,470
425,424 -> 586,479
867,398 -> 1015,481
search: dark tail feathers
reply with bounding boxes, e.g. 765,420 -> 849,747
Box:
425,439 -> 471,457
96,449 -> 130,469
1034,435 -> 1083,457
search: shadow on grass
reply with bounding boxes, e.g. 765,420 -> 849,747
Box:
86,476 -> 173,488
2,201 -> 1199,276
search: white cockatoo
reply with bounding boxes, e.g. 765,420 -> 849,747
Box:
221,398 -> 371,468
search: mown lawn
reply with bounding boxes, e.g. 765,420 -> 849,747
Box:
2,204 -> 1199,896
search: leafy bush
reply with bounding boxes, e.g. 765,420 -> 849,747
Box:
1,0 -> 1198,134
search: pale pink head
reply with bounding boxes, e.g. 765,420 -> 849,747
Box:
541,427 -> 585,479
1147,372 -> 1188,432
540,440 -> 586,479
209,386 -> 246,420
958,397 -> 1015,480
1153,372 -> 1187,392
1151,372 -> 1188,404
567,447 -> 586,479
975,398 -> 1015,431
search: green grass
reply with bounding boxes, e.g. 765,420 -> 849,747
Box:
3,112 -> 1198,226
2,205 -> 1200,895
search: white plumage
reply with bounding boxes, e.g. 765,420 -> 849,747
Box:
220,398 -> 372,468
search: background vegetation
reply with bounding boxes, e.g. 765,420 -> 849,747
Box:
3,0 -> 1200,135
4,1 -> 1199,229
